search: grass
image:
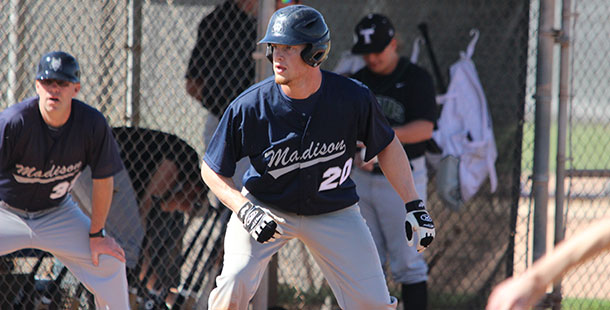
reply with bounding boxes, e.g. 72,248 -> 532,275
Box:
521,121 -> 610,173
561,297 -> 610,310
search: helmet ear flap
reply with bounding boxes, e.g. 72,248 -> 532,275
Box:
300,45 -> 313,66
265,44 -> 274,63
300,41 -> 331,67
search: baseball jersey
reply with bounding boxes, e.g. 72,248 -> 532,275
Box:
353,57 -> 437,159
0,97 -> 124,211
203,70 -> 394,215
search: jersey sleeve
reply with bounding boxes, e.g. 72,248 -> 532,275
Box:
202,104 -> 243,177
89,116 -> 124,179
358,87 -> 395,162
0,114 -> 20,172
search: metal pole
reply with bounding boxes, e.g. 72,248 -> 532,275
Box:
552,0 -> 573,308
532,0 -> 556,263
126,0 -> 143,126
250,3 -> 275,309
7,0 -> 27,107
98,0 -> 119,115
254,0 -> 275,82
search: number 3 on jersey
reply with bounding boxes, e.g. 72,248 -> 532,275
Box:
319,158 -> 353,192
50,172 -> 81,199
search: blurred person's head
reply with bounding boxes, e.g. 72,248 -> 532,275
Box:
235,0 -> 258,15
352,14 -> 399,75
276,0 -> 300,9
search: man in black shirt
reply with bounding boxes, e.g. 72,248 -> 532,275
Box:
351,14 -> 438,310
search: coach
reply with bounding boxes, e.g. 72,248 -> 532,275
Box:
0,51 -> 129,309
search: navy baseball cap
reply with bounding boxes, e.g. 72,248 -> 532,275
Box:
36,51 -> 80,83
351,14 -> 395,54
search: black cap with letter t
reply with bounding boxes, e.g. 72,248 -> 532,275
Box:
351,13 -> 395,54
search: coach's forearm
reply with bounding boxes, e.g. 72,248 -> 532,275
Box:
90,176 -> 114,234
528,217 -> 610,288
377,136 -> 419,203
393,120 -> 434,144
201,161 -> 249,213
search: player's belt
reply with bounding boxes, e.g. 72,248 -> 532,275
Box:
0,200 -> 61,219
370,163 -> 415,175
369,156 -> 420,175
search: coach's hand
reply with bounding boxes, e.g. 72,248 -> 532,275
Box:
405,199 -> 435,252
89,236 -> 126,266
238,201 -> 284,243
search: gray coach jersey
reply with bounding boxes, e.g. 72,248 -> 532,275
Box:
204,71 -> 394,215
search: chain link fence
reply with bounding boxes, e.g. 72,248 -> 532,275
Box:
0,0 -> 608,309
517,0 -> 610,309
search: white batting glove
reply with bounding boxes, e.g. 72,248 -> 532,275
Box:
405,199 -> 435,252
237,201 -> 284,243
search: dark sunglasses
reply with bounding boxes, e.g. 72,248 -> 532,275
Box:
39,79 -> 70,87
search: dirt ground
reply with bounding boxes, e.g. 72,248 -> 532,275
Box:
515,175 -> 610,300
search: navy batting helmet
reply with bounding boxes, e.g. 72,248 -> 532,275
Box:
258,5 -> 330,67
36,51 -> 80,83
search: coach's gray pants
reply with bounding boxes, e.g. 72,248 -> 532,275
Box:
0,197 -> 130,310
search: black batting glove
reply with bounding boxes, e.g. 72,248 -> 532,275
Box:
405,199 -> 435,252
237,201 -> 284,243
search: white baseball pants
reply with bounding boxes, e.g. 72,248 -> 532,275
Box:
209,197 -> 397,310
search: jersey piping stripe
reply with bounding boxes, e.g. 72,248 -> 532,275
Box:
267,150 -> 345,179
13,172 -> 77,184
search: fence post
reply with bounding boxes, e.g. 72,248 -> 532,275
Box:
7,0 -> 27,106
532,0 -> 556,263
251,2 -> 275,309
552,0 -> 574,308
126,0 -> 142,126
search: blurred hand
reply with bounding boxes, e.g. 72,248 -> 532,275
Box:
486,273 -> 546,310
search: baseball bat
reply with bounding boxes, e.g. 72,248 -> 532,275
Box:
44,265 -> 68,310
417,22 -> 447,94
171,208 -> 224,309
182,205 -> 215,260
182,210 -> 231,307
20,251 -> 48,309
183,226 -> 227,308
138,197 -> 182,294
69,284 -> 85,310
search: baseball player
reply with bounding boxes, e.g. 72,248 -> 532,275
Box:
0,51 -> 129,309
350,14 -> 438,310
200,5 -> 435,310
